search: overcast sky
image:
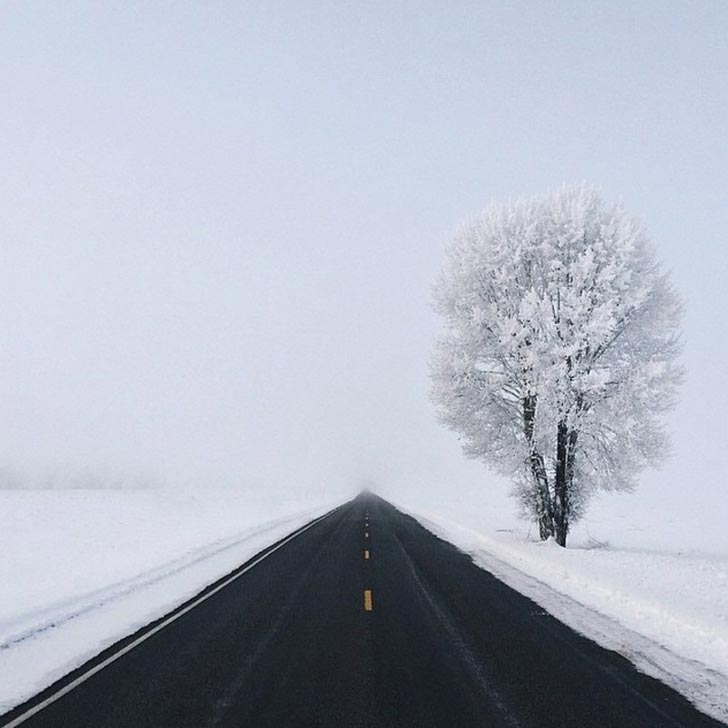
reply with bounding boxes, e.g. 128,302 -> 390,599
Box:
1,2 -> 726,511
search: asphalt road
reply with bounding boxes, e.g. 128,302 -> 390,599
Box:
1,495 -> 723,728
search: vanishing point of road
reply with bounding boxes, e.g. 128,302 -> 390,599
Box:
1,495 -> 723,728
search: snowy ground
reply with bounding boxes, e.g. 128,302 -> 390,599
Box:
3,482 -> 727,722
394,478 -> 728,724
0,488 -> 339,713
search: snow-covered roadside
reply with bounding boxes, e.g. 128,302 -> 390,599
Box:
399,504 -> 728,723
0,490 -> 341,713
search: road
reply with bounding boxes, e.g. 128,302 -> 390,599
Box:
1,495 -> 723,728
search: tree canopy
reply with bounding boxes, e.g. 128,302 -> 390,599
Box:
431,185 -> 683,545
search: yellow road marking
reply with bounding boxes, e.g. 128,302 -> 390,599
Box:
364,589 -> 373,611
364,549 -> 370,560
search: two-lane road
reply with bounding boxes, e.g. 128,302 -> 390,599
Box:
1,495 -> 723,727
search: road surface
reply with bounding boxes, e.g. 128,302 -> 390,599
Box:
1,495 -> 723,727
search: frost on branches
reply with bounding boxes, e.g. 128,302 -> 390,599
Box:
431,185 -> 683,546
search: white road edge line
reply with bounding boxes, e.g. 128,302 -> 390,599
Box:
1,506 -> 340,728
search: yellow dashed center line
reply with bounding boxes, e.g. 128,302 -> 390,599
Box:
362,514 -> 373,610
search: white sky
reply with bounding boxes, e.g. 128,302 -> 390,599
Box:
1,2 -> 726,513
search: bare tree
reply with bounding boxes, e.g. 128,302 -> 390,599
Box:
431,185 -> 683,546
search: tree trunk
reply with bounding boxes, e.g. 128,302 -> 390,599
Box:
523,394 -> 554,540
554,421 -> 577,547
538,512 -> 553,541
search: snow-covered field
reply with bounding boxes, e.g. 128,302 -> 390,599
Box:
395,479 -> 728,723
0,488 -> 338,713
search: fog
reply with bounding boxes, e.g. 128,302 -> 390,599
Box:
1,3 -> 726,512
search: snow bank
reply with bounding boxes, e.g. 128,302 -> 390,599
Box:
0,489 -> 338,713
398,502 -> 728,724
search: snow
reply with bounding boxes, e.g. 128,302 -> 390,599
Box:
0,489 -> 338,713
394,481 -> 728,724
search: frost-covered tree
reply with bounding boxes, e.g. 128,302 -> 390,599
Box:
431,185 -> 683,546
